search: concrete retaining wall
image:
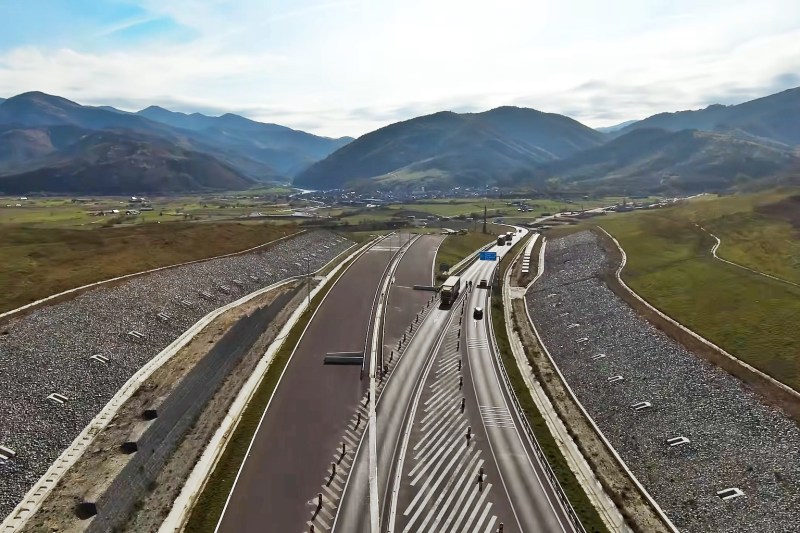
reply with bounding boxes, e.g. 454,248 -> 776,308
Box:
84,287 -> 301,532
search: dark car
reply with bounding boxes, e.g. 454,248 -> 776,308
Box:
478,279 -> 488,289
473,306 -> 484,320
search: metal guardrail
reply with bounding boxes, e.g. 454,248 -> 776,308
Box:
486,261 -> 587,533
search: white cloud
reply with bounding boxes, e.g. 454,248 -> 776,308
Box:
0,0 -> 799,136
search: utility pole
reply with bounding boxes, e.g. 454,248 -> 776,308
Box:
483,204 -> 487,234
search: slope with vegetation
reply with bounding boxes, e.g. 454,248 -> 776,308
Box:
298,86 -> 800,194
0,221 -> 297,314
594,190 -> 800,391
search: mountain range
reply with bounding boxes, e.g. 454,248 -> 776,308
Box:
0,92 -> 351,194
1,87 -> 799,195
294,107 -> 605,190
298,87 -> 800,194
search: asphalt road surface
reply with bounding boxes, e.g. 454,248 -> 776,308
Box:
215,239 -> 394,533
335,229 -> 578,533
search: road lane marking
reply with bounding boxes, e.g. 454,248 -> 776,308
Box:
471,501 -> 493,533
459,484 -> 493,533
479,405 -> 515,429
410,431 -> 463,484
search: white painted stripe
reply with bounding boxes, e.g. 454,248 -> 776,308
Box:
415,442 -> 479,533
460,484 -> 492,533
419,397 -> 460,435
427,373 -> 460,395
426,452 -> 482,532
471,502 -> 493,533
404,443 -> 470,531
440,458 -> 485,532
410,430 -> 463,482
415,420 -> 467,467
483,515 -> 498,533
446,483 -> 481,533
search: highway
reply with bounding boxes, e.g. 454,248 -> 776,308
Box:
459,232 -> 574,532
334,229 -> 578,533
215,237 -> 396,533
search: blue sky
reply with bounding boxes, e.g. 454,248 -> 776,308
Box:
1,0 -> 799,136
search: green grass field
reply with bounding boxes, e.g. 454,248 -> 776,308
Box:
434,231 -> 498,278
595,189 -> 800,391
328,196 -> 635,227
0,222 -> 297,314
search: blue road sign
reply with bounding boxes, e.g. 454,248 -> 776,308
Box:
479,251 -> 497,261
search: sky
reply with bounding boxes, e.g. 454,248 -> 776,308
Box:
0,0 -> 799,137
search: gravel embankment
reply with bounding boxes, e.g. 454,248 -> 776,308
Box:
0,231 -> 352,518
527,231 -> 800,533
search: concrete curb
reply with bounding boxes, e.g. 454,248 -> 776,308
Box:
598,226 -> 800,403
503,250 -> 630,532
157,239 -> 368,533
0,231 -> 305,322
525,236 -> 680,533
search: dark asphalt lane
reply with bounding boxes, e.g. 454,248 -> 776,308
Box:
215,242 -> 393,533
382,234 -> 445,369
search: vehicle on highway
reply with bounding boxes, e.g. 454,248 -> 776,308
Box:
473,306 -> 484,320
497,235 -> 506,245
478,279 -> 488,289
440,275 -> 461,307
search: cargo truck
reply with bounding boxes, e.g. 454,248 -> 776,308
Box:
440,275 -> 461,307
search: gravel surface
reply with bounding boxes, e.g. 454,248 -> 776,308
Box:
0,231 -> 352,519
527,231 -> 800,533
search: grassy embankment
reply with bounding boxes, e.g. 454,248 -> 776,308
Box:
183,247 -> 360,533
434,231 -> 498,280
491,240 -> 609,533
594,189 -> 800,391
0,222 -> 297,314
